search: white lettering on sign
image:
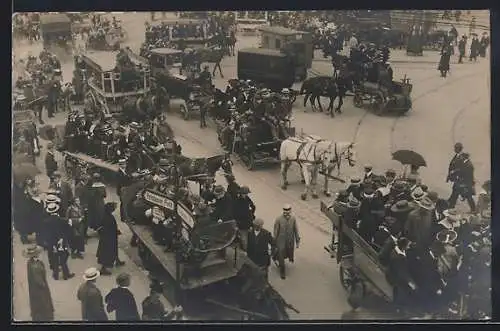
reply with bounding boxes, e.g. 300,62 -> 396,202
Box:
178,203 -> 195,228
144,190 -> 174,210
143,190 -> 195,229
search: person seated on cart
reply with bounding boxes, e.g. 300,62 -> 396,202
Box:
327,190 -> 349,254
386,237 -> 418,308
358,186 -> 385,244
209,185 -> 234,222
63,111 -> 81,152
198,65 -> 212,87
86,117 -> 104,157
341,197 -> 361,255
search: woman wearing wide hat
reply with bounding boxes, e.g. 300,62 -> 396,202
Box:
24,245 -> 54,321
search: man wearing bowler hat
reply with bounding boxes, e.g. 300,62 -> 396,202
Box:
273,204 -> 300,279
247,218 -> 275,280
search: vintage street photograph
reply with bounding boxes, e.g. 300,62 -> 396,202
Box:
12,10 -> 491,321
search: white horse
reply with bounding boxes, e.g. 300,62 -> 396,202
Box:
280,134 -> 357,200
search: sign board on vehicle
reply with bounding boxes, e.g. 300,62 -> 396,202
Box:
143,189 -> 195,228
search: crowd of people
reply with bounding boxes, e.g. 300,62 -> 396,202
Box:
327,143 -> 490,317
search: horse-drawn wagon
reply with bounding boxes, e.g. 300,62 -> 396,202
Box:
78,49 -> 152,118
320,201 -> 486,319
121,180 -> 297,320
147,47 -> 211,120
353,76 -> 412,115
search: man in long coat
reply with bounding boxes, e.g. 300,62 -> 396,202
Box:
25,245 -> 54,321
77,268 -> 108,321
87,173 -> 107,231
44,142 -> 58,181
404,197 -> 434,250
273,204 -> 300,279
96,202 -> 125,275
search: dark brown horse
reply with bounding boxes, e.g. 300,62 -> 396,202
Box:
300,76 -> 345,116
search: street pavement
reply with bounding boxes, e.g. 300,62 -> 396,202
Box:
12,11 -> 490,321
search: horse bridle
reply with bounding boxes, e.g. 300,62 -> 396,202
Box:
329,143 -> 355,171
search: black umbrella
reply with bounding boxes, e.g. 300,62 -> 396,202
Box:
392,150 -> 427,167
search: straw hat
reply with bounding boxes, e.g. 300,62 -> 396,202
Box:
45,202 -> 60,214
45,194 -> 61,204
443,208 -> 460,222
83,267 -> 100,281
416,197 -> 435,211
23,245 -> 42,258
436,229 -> 458,245
391,200 -> 412,213
411,187 -> 425,201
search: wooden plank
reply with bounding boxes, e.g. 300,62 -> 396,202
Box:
129,223 -> 244,290
63,151 -> 120,173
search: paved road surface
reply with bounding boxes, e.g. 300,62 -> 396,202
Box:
12,11 -> 490,321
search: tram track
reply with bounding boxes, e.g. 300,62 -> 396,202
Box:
389,70 -> 486,154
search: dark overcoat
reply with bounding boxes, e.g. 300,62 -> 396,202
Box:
105,287 -> 140,321
77,281 -> 108,321
404,209 -> 433,247
50,180 -> 73,216
247,228 -> 274,267
87,182 -> 107,229
96,210 -> 119,266
27,258 -> 54,321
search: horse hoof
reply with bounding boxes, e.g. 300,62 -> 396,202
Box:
324,191 -> 332,197
300,194 -> 307,201
312,194 -> 319,199
281,185 -> 287,190
300,179 -> 306,184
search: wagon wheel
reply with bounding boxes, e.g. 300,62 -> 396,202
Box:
353,94 -> 363,108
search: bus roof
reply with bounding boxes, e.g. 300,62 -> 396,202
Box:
150,48 -> 183,56
259,25 -> 304,36
40,13 -> 71,25
239,48 -> 286,57
83,50 -> 148,72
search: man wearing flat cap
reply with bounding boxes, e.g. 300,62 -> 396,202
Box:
346,177 -> 362,201
273,204 -> 300,279
362,164 -> 374,182
247,218 -> 274,280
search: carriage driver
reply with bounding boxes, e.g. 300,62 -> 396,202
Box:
199,65 -> 212,88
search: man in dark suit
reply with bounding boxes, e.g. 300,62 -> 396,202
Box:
49,171 -> 74,217
447,142 -> 464,183
44,142 -> 58,183
247,218 -> 274,280
448,152 -> 476,213
386,237 -> 417,307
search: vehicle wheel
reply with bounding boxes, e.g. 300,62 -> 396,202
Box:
246,153 -> 256,171
353,94 -> 363,108
180,105 -> 189,120
347,280 -> 366,310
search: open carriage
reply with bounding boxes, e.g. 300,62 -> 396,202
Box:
121,182 -> 296,320
78,49 -> 151,116
353,76 -> 413,115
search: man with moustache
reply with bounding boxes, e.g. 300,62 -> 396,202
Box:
273,204 -> 300,279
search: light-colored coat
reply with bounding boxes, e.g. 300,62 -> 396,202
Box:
273,215 -> 300,261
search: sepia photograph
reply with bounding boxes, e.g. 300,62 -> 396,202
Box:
11,10 -> 491,321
